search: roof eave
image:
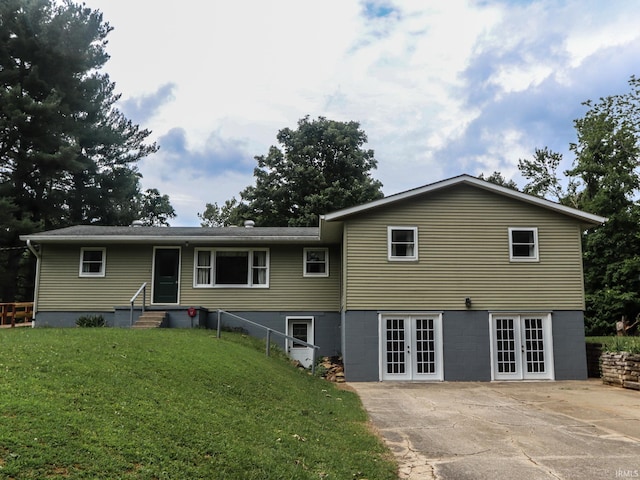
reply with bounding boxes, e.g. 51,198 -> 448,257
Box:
324,174 -> 607,226
19,234 -> 323,244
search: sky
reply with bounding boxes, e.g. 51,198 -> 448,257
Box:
79,0 -> 640,226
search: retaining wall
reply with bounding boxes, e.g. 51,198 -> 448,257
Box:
601,351 -> 640,391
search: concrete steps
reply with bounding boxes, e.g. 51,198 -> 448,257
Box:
132,311 -> 167,329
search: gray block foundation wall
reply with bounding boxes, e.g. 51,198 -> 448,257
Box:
211,311 -> 342,358
342,310 -> 588,382
33,309 -> 342,359
551,310 -> 588,380
34,311 -> 116,328
33,308 -> 587,382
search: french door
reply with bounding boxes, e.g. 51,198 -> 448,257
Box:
490,314 -> 554,380
380,313 -> 443,381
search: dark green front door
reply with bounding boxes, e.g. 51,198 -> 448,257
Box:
153,248 -> 180,304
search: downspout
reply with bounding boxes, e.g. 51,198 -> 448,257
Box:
26,240 -> 40,325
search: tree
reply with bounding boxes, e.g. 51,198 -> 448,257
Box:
478,171 -> 519,190
232,116 -> 384,227
518,148 -> 580,207
0,0 -> 171,300
136,188 -> 176,226
518,77 -> 640,334
198,198 -> 239,227
567,102 -> 640,335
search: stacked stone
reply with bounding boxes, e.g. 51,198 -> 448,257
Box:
320,356 -> 345,383
601,352 -> 640,391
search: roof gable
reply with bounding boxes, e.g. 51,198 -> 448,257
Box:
323,174 -> 606,226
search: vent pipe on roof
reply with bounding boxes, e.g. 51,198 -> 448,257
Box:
244,220 -> 255,228
131,220 -> 144,227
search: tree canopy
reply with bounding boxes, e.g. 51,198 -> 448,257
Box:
478,171 -> 518,190
518,76 -> 640,335
0,0 -> 174,301
219,116 -> 384,227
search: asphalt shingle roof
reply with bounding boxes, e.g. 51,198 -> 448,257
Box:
21,225 -> 320,244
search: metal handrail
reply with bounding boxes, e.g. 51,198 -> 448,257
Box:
217,309 -> 320,374
129,282 -> 147,326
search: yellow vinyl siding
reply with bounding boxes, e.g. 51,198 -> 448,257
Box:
37,244 -> 340,313
37,245 -> 153,311
343,185 -> 586,311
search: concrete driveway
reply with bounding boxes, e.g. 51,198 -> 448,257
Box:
350,380 -> 640,479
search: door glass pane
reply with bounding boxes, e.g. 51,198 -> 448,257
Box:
291,323 -> 308,348
496,318 -> 516,373
386,318 -> 405,374
524,317 -> 545,373
156,249 -> 178,276
415,318 -> 436,374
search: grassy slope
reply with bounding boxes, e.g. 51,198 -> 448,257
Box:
0,329 -> 396,479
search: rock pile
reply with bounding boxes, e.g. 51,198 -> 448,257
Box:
319,356 -> 345,383
601,352 -> 640,391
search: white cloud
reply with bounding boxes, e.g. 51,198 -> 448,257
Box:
80,0 -> 640,224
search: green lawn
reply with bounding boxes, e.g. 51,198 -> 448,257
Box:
0,328 -> 397,479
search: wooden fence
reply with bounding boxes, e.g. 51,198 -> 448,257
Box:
0,302 -> 34,328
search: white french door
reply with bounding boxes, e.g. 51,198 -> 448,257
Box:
380,313 -> 443,381
490,313 -> 554,380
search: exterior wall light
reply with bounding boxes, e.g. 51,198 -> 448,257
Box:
465,297 -> 472,308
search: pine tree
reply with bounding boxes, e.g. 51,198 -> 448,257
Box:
0,0 -> 171,301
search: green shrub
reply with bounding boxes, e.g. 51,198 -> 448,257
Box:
588,336 -> 640,354
75,314 -> 106,327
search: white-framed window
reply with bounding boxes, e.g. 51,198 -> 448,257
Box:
194,248 -> 269,287
303,248 -> 329,277
509,227 -> 539,262
388,226 -> 418,261
79,247 -> 106,277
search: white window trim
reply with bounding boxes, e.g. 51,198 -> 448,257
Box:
508,227 -> 539,262
79,247 -> 106,277
193,247 -> 269,288
303,248 -> 329,277
388,226 -> 418,261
